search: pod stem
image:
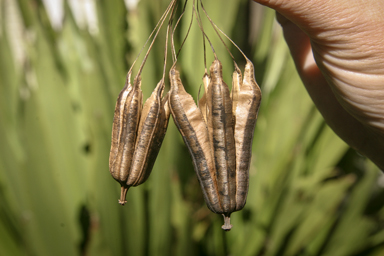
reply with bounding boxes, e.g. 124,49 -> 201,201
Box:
171,0 -> 193,69
200,0 -> 249,62
136,0 -> 177,78
118,186 -> 130,205
127,0 -> 176,80
221,214 -> 233,231
193,0 -> 217,63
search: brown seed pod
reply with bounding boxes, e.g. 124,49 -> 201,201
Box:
127,81 -> 170,187
207,59 -> 237,227
170,58 -> 261,231
169,66 -> 222,214
109,75 -> 143,191
109,76 -> 170,205
231,60 -> 261,211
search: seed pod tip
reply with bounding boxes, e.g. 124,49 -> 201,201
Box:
118,186 -> 129,205
221,214 -> 233,231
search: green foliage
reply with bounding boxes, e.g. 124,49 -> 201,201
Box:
0,0 -> 383,255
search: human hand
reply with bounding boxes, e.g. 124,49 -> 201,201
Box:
253,0 -> 384,170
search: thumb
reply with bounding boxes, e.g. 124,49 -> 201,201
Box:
253,0 -> 384,130
253,0 -> 384,61
253,0 -> 384,170
252,0 -> 334,30
252,0 -> 361,35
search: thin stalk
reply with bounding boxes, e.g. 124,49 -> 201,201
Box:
200,1 -> 247,63
162,0 -> 178,81
196,0 -> 207,70
135,0 -> 177,79
171,0 -> 188,62
193,0 -> 216,66
171,0 -> 195,69
127,0 -> 177,79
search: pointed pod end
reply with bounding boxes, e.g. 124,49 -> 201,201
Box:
169,66 -> 179,78
118,186 -> 129,206
155,80 -> 165,95
221,214 -> 233,231
244,59 -> 255,76
133,75 -> 142,89
210,59 -> 222,76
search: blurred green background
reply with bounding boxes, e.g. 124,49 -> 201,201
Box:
1,0 -> 384,255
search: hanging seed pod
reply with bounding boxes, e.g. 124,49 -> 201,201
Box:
127,81 -> 170,187
170,58 -> 261,230
231,60 -> 261,211
109,77 -> 170,205
169,66 -> 223,213
207,59 -> 237,226
199,0 -> 262,222
170,60 -> 245,231
109,0 -> 176,205
109,75 -> 143,201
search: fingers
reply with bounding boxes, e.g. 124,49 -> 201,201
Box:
275,12 -> 371,159
253,0 -> 384,44
252,0 -> 341,32
275,13 -> 316,77
252,1 -> 384,170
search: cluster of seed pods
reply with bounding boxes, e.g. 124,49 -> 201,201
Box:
108,0 -> 261,231
108,0 -> 175,205
109,74 -> 170,205
169,58 -> 261,230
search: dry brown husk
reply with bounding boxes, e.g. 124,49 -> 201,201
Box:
109,76 -> 170,205
169,59 -> 261,230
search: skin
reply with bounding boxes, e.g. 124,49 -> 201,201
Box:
252,0 -> 384,170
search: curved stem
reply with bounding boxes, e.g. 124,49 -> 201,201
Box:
194,0 -> 217,63
200,1 -> 245,64
171,0 -> 188,62
136,0 -> 177,79
171,0 -> 194,70
162,1 -> 178,81
127,0 -> 176,81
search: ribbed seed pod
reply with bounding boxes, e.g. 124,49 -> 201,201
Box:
231,60 -> 261,211
207,60 -> 236,221
109,76 -> 170,205
109,76 -> 143,190
169,59 -> 261,231
169,67 -> 222,213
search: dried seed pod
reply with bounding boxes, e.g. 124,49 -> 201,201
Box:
128,81 -> 170,187
169,60 -> 237,231
169,67 -> 222,213
207,59 -> 236,225
231,60 -> 261,211
109,75 -> 143,191
109,76 -> 170,205
170,59 -> 261,231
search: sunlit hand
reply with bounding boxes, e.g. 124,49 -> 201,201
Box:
253,0 -> 384,170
